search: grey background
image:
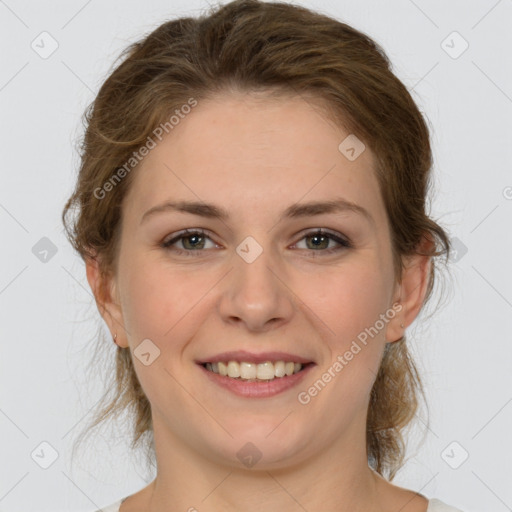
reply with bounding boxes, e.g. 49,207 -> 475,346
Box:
1,0 -> 511,511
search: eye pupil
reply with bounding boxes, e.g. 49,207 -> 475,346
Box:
183,234 -> 204,249
308,234 -> 328,250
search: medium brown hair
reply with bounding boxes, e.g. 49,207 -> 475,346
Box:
62,0 -> 451,480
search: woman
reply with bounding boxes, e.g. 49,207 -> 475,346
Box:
62,1 -> 462,510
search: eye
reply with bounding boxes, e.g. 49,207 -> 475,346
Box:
292,228 -> 352,256
161,229 -> 217,256
161,228 -> 352,257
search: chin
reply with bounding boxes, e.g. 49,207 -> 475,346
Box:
209,425 -> 314,471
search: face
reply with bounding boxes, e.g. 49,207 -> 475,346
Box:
89,92 -> 421,470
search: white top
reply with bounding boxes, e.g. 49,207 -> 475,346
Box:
95,496 -> 464,511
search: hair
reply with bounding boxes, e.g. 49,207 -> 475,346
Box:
62,0 -> 451,481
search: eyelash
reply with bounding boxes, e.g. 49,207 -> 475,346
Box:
161,228 -> 352,257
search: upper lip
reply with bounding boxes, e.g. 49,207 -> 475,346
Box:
196,350 -> 314,365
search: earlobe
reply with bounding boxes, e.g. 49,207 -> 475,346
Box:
85,255 -> 128,347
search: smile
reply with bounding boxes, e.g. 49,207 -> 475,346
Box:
197,361 -> 315,398
203,360 -> 305,381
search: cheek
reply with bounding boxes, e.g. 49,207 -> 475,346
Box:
306,261 -> 391,343
119,249 -> 196,339
305,262 -> 392,406
117,256 -> 197,406
299,266 -> 391,415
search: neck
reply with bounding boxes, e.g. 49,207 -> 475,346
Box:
145,413 -> 383,512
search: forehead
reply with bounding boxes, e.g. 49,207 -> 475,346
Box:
123,92 -> 384,226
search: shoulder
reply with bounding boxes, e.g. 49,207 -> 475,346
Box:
92,497 -> 124,512
92,496 -> 464,512
428,498 -> 465,511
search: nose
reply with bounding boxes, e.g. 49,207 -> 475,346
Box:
217,243 -> 295,332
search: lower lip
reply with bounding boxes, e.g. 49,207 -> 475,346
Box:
197,363 -> 315,398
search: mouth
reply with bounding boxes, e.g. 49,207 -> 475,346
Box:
200,360 -> 313,381
195,352 -> 316,398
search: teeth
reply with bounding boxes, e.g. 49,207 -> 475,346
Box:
204,360 -> 305,380
240,362 -> 257,379
274,361 -> 285,378
227,361 -> 240,378
218,361 -> 228,376
257,361 -> 274,380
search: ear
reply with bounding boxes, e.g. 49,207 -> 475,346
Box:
386,234 -> 434,343
85,255 -> 129,348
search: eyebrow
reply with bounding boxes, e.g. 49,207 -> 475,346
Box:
140,197 -> 374,226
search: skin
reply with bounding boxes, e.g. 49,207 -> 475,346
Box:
86,91 -> 433,512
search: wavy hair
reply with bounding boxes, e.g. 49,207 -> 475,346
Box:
62,0 -> 451,480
